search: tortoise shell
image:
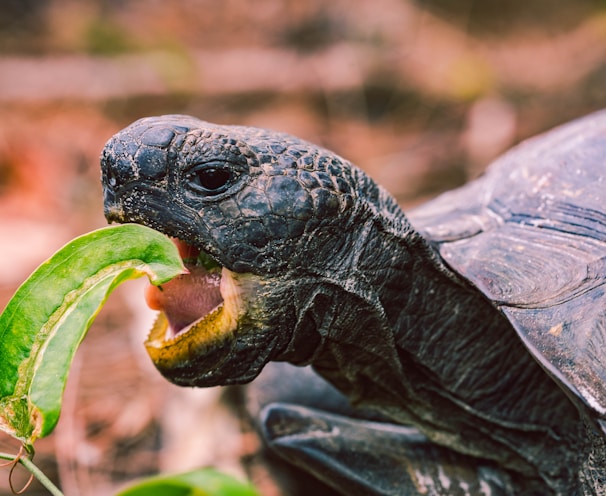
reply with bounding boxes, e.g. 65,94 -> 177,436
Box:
409,110 -> 606,423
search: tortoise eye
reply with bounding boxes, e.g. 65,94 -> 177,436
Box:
187,165 -> 234,194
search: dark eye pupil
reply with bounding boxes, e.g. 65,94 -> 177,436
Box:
196,168 -> 231,191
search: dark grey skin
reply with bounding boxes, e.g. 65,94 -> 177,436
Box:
101,112 -> 606,495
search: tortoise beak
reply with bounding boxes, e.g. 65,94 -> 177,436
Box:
104,203 -> 124,224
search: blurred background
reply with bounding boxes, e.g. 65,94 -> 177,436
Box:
1,0 -> 606,494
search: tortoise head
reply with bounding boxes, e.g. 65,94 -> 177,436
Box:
101,115 -> 394,387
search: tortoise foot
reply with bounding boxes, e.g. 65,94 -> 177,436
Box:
259,403 -> 516,496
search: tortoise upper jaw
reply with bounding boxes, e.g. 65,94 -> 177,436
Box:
103,185 -> 207,252
103,201 -> 125,224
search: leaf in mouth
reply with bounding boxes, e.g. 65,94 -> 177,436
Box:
0,224 -> 185,446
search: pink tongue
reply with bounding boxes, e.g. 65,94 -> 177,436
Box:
145,240 -> 223,336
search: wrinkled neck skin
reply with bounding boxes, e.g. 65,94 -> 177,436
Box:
272,180 -> 583,492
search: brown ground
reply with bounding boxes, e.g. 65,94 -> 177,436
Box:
1,1 -> 606,494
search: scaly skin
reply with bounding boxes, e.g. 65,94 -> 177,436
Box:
101,115 -> 584,494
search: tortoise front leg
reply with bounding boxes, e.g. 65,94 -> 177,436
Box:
259,402 -> 516,496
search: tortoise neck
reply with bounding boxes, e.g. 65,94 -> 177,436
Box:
310,201 -> 581,486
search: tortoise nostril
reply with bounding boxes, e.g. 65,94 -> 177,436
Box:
108,173 -> 117,188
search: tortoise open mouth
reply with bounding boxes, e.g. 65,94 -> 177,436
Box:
143,238 -> 249,369
145,239 -> 223,338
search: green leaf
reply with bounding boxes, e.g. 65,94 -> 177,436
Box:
116,468 -> 260,496
0,224 -> 185,446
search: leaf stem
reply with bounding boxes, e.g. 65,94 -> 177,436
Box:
0,451 -> 64,496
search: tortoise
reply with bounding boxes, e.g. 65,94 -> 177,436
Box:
100,110 -> 606,495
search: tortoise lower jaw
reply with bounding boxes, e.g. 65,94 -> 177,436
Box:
144,267 -> 266,383
145,306 -> 237,379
